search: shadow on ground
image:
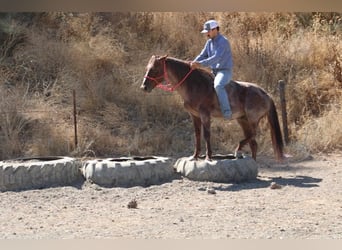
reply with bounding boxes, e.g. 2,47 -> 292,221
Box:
213,175 -> 322,192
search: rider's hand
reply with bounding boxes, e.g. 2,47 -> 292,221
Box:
190,61 -> 200,69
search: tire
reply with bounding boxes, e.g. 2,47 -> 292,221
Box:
0,156 -> 83,192
81,156 -> 176,187
173,154 -> 258,183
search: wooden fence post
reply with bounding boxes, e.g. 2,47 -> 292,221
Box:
73,89 -> 78,149
278,80 -> 289,144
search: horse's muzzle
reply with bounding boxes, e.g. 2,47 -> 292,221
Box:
140,82 -> 152,93
140,84 -> 147,92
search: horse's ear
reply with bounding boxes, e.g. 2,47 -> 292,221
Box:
155,54 -> 167,61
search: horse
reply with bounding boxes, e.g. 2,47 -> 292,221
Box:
140,55 -> 284,162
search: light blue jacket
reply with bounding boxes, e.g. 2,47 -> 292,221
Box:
194,33 -> 233,70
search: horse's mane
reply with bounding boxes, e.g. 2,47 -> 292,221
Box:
166,56 -> 214,81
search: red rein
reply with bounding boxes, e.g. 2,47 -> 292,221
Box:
144,59 -> 194,92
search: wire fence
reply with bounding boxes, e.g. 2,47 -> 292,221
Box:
0,87 -> 185,147
0,81 -> 290,158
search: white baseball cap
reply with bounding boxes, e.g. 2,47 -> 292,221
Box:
201,20 -> 219,33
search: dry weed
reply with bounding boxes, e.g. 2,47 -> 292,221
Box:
297,102 -> 342,153
0,88 -> 31,159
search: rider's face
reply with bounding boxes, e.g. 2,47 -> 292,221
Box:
206,28 -> 217,39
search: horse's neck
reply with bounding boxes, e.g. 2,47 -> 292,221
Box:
166,58 -> 218,110
165,58 -> 189,83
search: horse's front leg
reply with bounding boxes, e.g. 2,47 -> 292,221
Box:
189,114 -> 202,161
200,110 -> 212,161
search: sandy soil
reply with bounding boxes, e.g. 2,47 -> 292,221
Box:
0,153 -> 341,239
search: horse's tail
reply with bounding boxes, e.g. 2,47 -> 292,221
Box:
267,99 -> 284,161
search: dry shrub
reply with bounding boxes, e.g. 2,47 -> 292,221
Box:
297,102 -> 342,153
73,104 -> 131,157
88,34 -> 127,63
147,12 -> 205,58
0,63 -> 15,87
38,12 -> 92,42
27,122 -> 74,156
0,88 -> 30,160
0,17 -> 26,60
290,71 -> 341,120
285,31 -> 338,70
66,24 -> 129,112
13,30 -> 70,95
125,90 -> 193,157
19,95 -> 76,157
286,30 -> 342,124
66,43 -> 114,112
73,124 -> 113,157
225,13 -> 298,85
122,12 -> 204,59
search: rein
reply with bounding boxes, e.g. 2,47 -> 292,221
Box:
144,58 -> 194,92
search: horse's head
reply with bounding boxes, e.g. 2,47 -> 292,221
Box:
140,55 -> 167,92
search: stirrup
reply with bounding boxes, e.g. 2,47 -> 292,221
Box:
223,111 -> 232,120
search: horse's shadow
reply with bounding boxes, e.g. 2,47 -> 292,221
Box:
214,175 -> 322,192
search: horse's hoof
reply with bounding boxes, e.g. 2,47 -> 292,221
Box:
205,157 -> 212,162
234,151 -> 243,159
188,156 -> 198,161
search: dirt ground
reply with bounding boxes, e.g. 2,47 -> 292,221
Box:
0,153 -> 341,239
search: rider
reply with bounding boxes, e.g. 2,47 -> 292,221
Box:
190,19 -> 233,120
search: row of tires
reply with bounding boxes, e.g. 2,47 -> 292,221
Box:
0,155 -> 259,192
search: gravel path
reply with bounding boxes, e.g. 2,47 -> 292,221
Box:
0,154 -> 341,239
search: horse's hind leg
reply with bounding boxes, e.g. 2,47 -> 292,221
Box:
249,139 -> 258,160
235,117 -> 258,160
235,137 -> 250,158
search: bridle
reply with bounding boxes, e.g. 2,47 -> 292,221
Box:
144,57 -> 194,92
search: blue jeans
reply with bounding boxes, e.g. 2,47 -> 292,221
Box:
213,69 -> 232,118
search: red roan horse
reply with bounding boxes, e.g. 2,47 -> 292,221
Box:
141,55 -> 284,162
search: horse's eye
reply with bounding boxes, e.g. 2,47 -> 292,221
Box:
149,68 -> 159,75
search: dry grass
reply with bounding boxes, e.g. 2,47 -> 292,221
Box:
0,88 -> 29,159
297,101 -> 342,153
0,12 -> 341,160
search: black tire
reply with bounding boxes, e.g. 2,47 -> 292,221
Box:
81,156 -> 176,187
0,156 -> 83,192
